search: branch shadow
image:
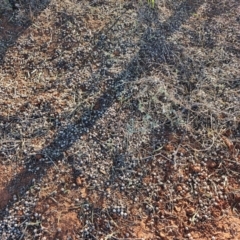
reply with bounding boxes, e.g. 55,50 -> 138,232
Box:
0,1 -> 53,151
0,0 -> 51,64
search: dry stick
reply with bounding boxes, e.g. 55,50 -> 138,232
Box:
182,134 -> 216,153
172,132 -> 186,168
84,7 -> 128,64
19,226 -> 28,240
67,8 -> 129,119
141,151 -> 172,162
43,152 -> 60,170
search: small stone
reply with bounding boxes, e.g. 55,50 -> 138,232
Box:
186,207 -> 195,216
176,185 -> 182,191
99,168 -> 106,175
159,232 -> 167,240
174,206 -> 181,212
75,177 -> 82,186
190,164 -> 201,173
164,143 -> 174,152
207,160 -> 217,168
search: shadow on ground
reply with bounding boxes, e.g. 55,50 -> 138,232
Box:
0,0 -> 51,63
2,0 -> 239,226
0,0 -> 205,218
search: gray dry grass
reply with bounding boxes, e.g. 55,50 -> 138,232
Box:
0,0 -> 240,239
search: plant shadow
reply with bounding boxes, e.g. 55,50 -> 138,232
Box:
0,0 -> 203,216
0,0 -> 51,63
2,0 -> 235,227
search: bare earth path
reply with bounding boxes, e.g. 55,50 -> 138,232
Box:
0,0 -> 240,239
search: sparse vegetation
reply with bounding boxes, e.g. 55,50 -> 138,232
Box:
0,0 -> 240,239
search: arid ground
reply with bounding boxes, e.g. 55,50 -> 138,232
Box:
0,0 -> 240,239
